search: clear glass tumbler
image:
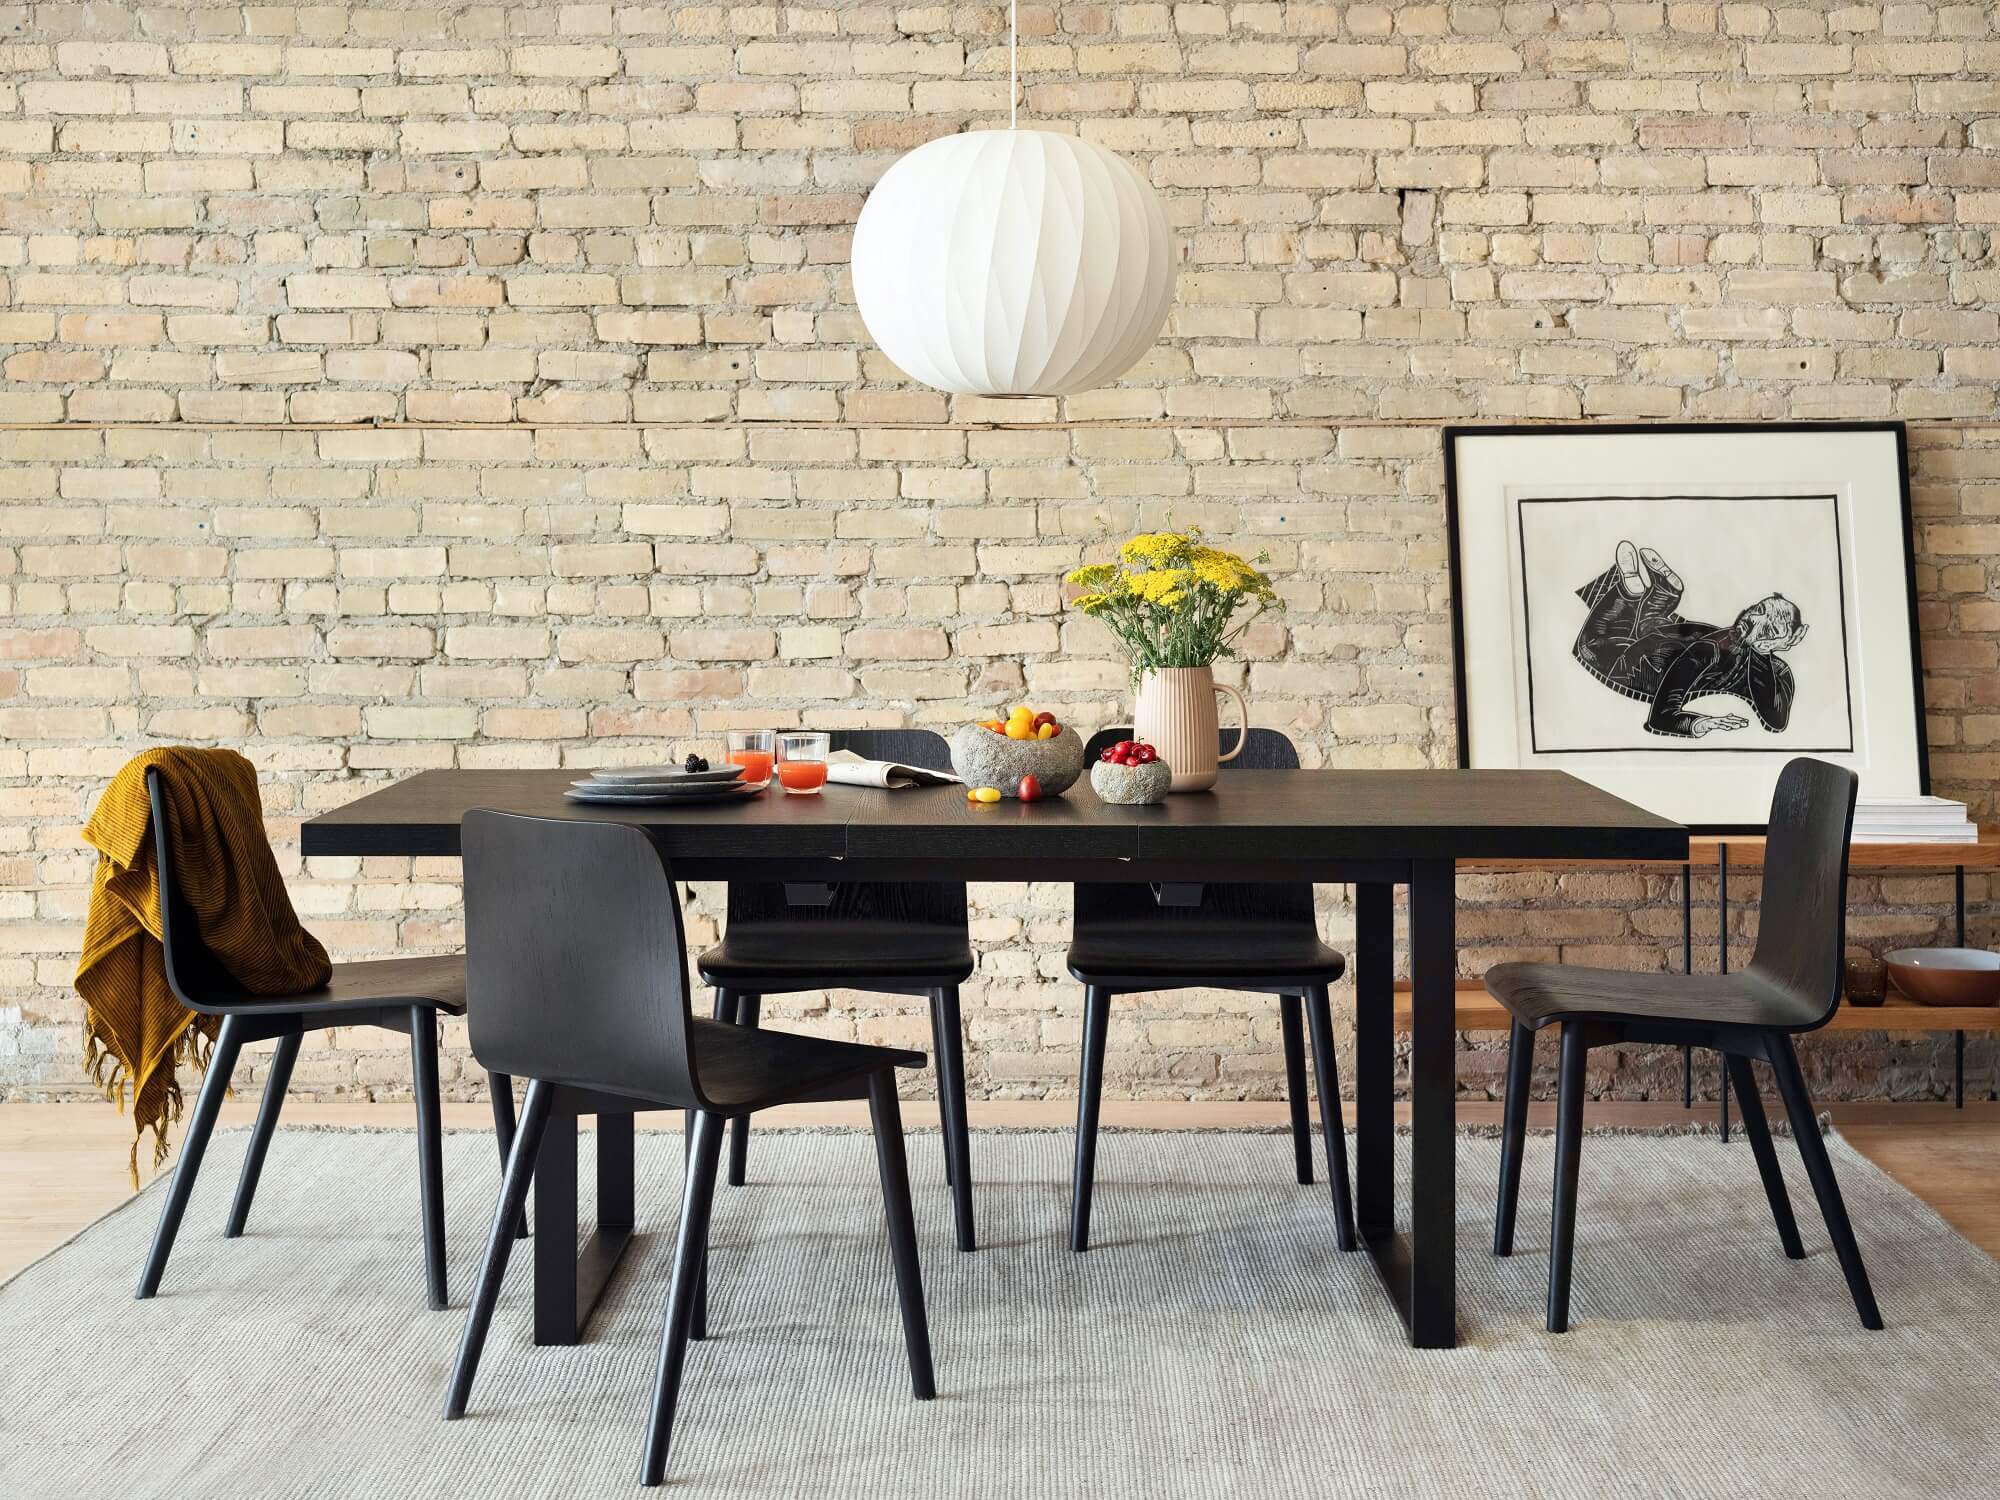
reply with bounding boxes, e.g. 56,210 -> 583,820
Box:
775,731 -> 829,794
725,729 -> 775,785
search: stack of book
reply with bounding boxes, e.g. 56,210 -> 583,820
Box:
1851,796 -> 1979,844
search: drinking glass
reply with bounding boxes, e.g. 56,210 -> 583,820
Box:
775,731 -> 829,795
726,729 -> 775,785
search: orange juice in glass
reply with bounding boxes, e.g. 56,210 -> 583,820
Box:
726,729 -> 774,785
776,731 -> 829,795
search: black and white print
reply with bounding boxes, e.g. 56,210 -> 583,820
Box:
1514,494 -> 1855,756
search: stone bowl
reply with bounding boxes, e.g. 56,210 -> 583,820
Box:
1091,757 -> 1171,805
1883,947 -> 2000,1007
950,722 -> 1085,798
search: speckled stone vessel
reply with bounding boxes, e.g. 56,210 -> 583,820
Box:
949,723 -> 1085,797
1090,757 -> 1172,805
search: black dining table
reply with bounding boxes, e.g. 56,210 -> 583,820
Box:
302,767 -> 1685,1349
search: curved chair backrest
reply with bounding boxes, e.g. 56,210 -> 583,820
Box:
1083,725 -> 1299,771
1748,757 -> 1859,1028
462,809 -> 704,1107
1075,727 -> 1314,933
725,727 -> 966,934
145,767 -> 251,1014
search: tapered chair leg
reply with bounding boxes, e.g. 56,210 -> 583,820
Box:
1303,986 -> 1357,1251
868,1071 -> 937,1401
136,1013 -> 245,1299
695,990 -> 731,1338
1279,993 -> 1312,1186
932,985 -> 975,1251
1768,1036 -> 1883,1329
444,1079 -> 554,1419
640,1110 -> 726,1488
726,992 -> 761,1188
410,1005 -> 448,1310
1725,1054 -> 1804,1260
1070,985 -> 1112,1253
929,1002 -> 954,1188
1494,1020 -> 1533,1257
1546,1023 -> 1589,1334
224,1029 -> 300,1239
488,1071 -> 528,1238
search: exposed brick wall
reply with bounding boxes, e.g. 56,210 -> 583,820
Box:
1,1 -> 1995,1107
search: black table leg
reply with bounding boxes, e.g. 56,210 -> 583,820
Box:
1354,868 -> 1458,1349
1403,859 -> 1459,1348
533,1107 -> 638,1346
1352,882 -> 1394,1244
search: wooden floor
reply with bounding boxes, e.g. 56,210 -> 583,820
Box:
3,1098 -> 1995,1282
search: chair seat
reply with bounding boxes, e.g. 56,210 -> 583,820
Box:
697,920 -> 974,990
1484,961 -> 1820,1033
1067,922 -> 1346,988
238,953 -> 467,1017
691,1017 -> 924,1113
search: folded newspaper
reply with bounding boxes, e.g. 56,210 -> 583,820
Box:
825,749 -> 960,789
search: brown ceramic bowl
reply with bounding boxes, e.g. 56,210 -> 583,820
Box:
1883,948 -> 2000,1007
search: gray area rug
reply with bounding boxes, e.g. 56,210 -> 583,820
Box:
3,1125 -> 1994,1498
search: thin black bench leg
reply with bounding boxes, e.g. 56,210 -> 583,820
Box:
136,1013 -> 245,1299
1279,992 -> 1313,1186
1768,1036 -> 1883,1329
933,985 -> 975,1251
444,1079 -> 553,1420
1070,985 -> 1112,1253
1724,1054 -> 1804,1259
1494,1019 -> 1533,1257
869,1070 -> 937,1401
488,1071 -> 528,1238
640,1109 -> 726,1488
409,1005 -> 448,1310
1304,985 -> 1357,1251
727,992 -> 761,1187
224,1029 -> 300,1239
1546,1023 -> 1588,1334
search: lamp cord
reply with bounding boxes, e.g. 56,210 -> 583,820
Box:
1009,0 -> 1017,128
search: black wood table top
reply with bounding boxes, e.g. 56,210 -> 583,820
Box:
300,767 -> 1686,873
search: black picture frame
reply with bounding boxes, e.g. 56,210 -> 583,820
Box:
1443,421 -> 1927,835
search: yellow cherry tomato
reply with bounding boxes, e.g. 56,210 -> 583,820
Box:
1008,706 -> 1032,722
1005,720 -> 1032,739
1036,722 -> 1058,739
968,785 -> 1002,803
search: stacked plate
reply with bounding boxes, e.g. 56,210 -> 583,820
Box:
564,764 -> 767,805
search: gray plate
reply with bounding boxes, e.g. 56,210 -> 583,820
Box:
564,780 -> 768,806
580,764 -> 745,787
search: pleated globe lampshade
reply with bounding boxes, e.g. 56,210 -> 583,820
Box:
850,129 -> 1176,398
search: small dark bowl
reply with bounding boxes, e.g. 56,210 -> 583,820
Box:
1883,948 -> 2000,1007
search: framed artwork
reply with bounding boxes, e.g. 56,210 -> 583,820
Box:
1445,423 -> 1927,832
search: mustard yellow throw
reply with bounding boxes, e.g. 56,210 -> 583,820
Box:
77,748 -> 331,1182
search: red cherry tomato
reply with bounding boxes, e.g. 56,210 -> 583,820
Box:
1032,712 -> 1055,730
1018,774 -> 1042,802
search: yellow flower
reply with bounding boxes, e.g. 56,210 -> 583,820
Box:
1119,531 -> 1192,567
1065,563 -> 1118,590
1070,591 -> 1111,612
1128,567 -> 1192,606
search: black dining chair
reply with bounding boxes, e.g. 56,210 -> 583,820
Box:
1067,727 -> 1355,1253
1487,757 -> 1881,1334
697,728 -> 979,1250
445,810 -> 936,1488
136,766 -> 516,1310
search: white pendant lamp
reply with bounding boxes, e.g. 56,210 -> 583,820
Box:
849,4 -> 1176,397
